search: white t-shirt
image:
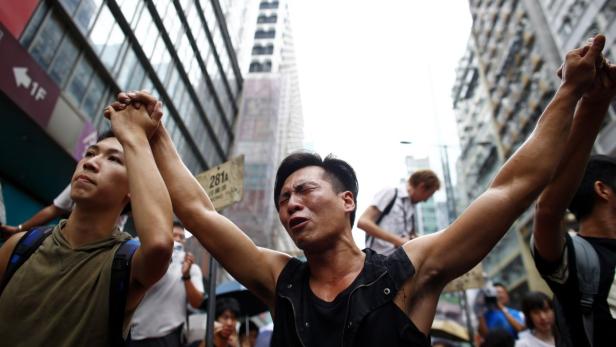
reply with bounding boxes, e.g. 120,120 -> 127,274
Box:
515,330 -> 555,347
130,242 -> 204,339
366,186 -> 415,256
53,184 -> 128,230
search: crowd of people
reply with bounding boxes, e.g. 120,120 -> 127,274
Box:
0,33 -> 615,347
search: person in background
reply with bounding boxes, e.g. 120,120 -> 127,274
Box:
531,35 -> 616,347
128,221 -> 204,346
358,169 -> 440,255
481,328 -> 515,347
478,283 -> 525,340
190,297 -> 241,347
515,291 -> 555,347
239,320 -> 259,347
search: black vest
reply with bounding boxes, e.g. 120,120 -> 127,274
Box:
270,248 -> 431,347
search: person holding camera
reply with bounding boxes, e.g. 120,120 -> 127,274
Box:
478,283 -> 525,340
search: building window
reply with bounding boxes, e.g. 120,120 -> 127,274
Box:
263,61 -> 272,72
252,44 -> 274,55
558,16 -> 572,38
249,60 -> 272,73
48,35 -> 80,86
257,14 -> 278,24
249,61 -> 263,72
259,1 -> 279,10
255,29 -> 276,39
29,11 -> 64,69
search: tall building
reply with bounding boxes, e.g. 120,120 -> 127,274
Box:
0,1 -> 243,231
453,0 -> 616,304
224,0 -> 303,254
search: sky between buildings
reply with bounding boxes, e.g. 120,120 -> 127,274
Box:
289,1 -> 473,245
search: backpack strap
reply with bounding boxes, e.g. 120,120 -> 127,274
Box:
572,235 -> 600,347
366,189 -> 398,248
109,238 -> 139,347
0,226 -> 54,297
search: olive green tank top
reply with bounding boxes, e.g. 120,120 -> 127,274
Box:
0,220 -> 132,346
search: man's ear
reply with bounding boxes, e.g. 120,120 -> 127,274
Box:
341,191 -> 356,212
594,181 -> 612,201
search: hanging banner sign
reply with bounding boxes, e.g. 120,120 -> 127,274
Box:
196,155 -> 244,211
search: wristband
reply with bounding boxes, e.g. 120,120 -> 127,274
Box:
181,274 -> 191,281
18,224 -> 23,232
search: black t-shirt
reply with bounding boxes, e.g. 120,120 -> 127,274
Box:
533,234 -> 616,347
271,248 -> 431,347
305,278 -> 353,347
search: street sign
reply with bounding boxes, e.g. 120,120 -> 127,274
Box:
196,155 -> 245,211
443,263 -> 484,292
0,23 -> 60,128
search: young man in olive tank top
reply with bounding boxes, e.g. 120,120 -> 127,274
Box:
0,104 -> 173,346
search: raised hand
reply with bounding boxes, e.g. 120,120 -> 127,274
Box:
583,57 -> 616,102
105,90 -> 163,120
182,252 -> 195,277
105,103 -> 161,144
557,35 -> 607,97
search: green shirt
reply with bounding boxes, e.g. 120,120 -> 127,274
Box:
0,220 -> 132,346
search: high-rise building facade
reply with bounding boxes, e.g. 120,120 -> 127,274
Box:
224,0 -> 303,254
453,0 -> 616,303
0,0 -> 243,230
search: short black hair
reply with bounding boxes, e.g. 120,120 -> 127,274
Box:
239,320 -> 259,336
215,297 -> 241,319
493,282 -> 506,291
480,328 -> 514,347
173,220 -> 184,229
521,291 -> 552,330
97,129 -> 115,142
569,155 -> 616,221
95,129 -> 132,215
274,152 -> 359,226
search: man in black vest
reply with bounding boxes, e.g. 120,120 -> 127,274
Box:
112,36 -> 610,346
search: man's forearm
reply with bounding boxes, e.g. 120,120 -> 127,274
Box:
502,308 -> 524,332
537,97 -> 611,212
491,85 -> 580,196
150,127 -> 216,219
21,205 -> 67,230
534,97 -> 611,260
358,220 -> 405,246
184,279 -> 204,308
124,136 -> 173,244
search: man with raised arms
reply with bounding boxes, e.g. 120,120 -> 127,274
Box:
112,36 -> 609,346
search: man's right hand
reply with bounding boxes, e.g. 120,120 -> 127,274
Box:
558,34 -> 606,97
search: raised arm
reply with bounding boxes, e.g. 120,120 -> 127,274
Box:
534,56 -> 616,262
407,35 -> 607,286
105,105 -> 173,295
150,124 -> 289,307
108,92 -> 290,308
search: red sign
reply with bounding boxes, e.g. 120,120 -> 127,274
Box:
0,23 -> 60,128
0,0 -> 39,38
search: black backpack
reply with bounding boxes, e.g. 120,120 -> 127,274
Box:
0,226 -> 140,347
365,189 -> 398,248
